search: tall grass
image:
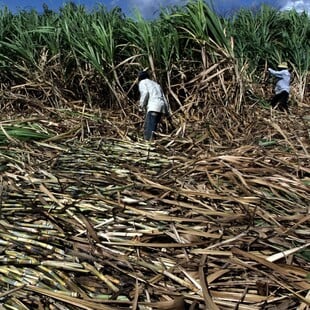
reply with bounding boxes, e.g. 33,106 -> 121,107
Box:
0,1 -> 308,109
227,5 -> 309,101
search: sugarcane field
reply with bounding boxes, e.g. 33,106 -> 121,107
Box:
0,1 -> 309,309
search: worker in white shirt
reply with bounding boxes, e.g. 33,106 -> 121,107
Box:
138,71 -> 170,140
268,62 -> 291,112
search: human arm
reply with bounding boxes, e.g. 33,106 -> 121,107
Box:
163,99 -> 171,116
138,81 -> 149,110
160,88 -> 171,116
268,68 -> 285,78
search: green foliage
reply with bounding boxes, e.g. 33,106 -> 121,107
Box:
226,5 -> 310,73
226,6 -> 279,69
299,249 -> 310,262
0,124 -> 51,144
0,1 -> 308,106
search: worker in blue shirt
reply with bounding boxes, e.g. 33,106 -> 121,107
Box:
268,62 -> 291,112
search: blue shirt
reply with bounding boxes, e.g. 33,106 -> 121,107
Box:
268,68 -> 291,94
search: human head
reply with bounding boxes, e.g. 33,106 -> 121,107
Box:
277,62 -> 288,69
138,70 -> 150,81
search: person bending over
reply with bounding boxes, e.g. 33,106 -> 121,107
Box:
138,71 -> 170,140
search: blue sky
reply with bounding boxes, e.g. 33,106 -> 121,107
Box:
0,0 -> 309,18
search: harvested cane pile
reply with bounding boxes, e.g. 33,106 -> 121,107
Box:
0,102 -> 310,310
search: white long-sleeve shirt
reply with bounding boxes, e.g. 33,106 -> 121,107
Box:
138,79 -> 169,114
268,68 -> 291,94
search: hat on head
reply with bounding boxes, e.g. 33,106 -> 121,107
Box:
138,70 -> 149,81
277,62 -> 288,69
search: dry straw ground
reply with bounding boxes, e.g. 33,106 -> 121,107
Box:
0,95 -> 310,309
0,1 -> 309,308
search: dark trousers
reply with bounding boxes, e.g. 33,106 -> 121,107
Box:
144,111 -> 162,140
271,91 -> 289,112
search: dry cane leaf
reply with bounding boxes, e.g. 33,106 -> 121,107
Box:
199,255 -> 220,310
145,296 -> 185,310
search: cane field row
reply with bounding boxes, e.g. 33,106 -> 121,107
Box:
0,0 -> 309,110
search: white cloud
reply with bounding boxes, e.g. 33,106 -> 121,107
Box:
128,0 -> 187,18
127,0 -> 310,18
281,0 -> 310,13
